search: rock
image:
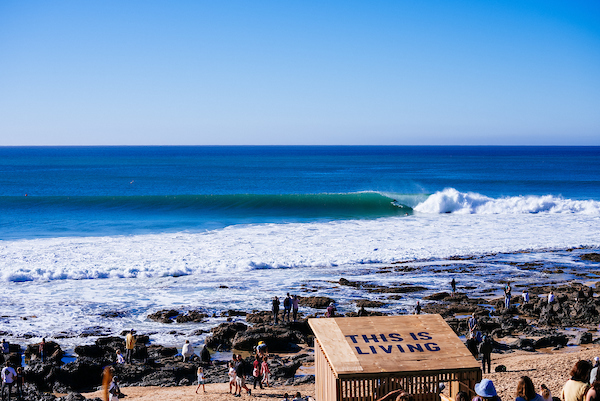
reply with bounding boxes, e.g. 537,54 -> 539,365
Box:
205,322 -> 248,350
231,323 -> 307,352
25,341 -> 63,364
57,392 -> 86,401
147,309 -> 180,323
355,300 -> 385,308
533,335 -> 569,349
582,253 -> 600,262
175,310 -> 209,323
298,296 -> 335,309
572,331 -> 593,345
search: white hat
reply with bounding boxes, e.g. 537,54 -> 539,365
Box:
595,357 -> 599,362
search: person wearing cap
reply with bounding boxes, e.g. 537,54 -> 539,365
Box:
473,379 -> 501,401
591,357 -> 600,385
562,360 -> 592,401
125,329 -> 136,364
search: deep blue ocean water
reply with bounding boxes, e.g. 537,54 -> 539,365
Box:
1,146 -> 599,240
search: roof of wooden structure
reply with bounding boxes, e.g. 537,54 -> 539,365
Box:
309,315 -> 480,377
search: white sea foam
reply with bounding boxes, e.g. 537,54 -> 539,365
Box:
413,188 -> 600,215
1,212 -> 599,351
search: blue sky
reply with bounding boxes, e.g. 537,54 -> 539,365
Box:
0,1 -> 599,145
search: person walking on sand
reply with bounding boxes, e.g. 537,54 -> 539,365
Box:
125,329 -> 136,364
272,296 -> 281,325
562,360 -> 592,401
195,366 -> 206,393
478,335 -> 493,374
292,294 -> 299,322
228,361 -> 236,394
261,356 -> 271,387
234,354 -> 251,397
252,355 -> 263,390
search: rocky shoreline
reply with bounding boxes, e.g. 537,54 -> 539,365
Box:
4,252 -> 600,401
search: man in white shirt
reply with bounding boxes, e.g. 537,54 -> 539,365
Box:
182,340 -> 195,362
1,361 -> 17,401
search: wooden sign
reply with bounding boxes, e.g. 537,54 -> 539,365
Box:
309,315 -> 479,376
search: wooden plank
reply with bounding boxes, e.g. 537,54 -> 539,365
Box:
309,318 -> 363,374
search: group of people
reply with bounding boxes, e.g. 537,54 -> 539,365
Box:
272,293 -> 300,324
1,361 -> 23,401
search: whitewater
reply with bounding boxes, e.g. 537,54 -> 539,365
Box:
2,189 -> 600,352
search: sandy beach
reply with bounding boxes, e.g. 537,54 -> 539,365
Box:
80,343 -> 600,401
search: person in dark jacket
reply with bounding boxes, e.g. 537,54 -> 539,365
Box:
479,335 -> 493,374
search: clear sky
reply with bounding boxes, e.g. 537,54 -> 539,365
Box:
1,1 -> 599,146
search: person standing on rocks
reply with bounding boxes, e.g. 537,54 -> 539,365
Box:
182,340 -> 195,362
272,297 -> 281,325
125,329 -> 136,364
292,295 -> 299,322
1,361 -> 16,401
1,340 -> 9,363
548,291 -> 556,305
504,283 -> 512,309
283,293 -> 292,323
451,279 -> 456,296
39,338 -> 46,363
326,302 -> 336,318
468,313 -> 478,339
414,301 -> 421,315
522,289 -> 530,304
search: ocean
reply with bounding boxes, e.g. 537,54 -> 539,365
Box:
1,146 -> 599,353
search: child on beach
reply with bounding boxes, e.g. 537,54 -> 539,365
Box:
261,356 -> 271,387
228,361 -> 236,394
195,366 -> 206,393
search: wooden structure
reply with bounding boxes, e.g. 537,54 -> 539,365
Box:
309,315 -> 481,401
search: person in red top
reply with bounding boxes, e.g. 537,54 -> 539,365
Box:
252,355 -> 263,390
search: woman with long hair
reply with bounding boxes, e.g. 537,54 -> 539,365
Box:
101,366 -> 113,401
562,360 -> 592,401
515,376 -> 543,401
586,367 -> 600,401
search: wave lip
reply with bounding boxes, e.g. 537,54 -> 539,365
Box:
414,188 -> 600,215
